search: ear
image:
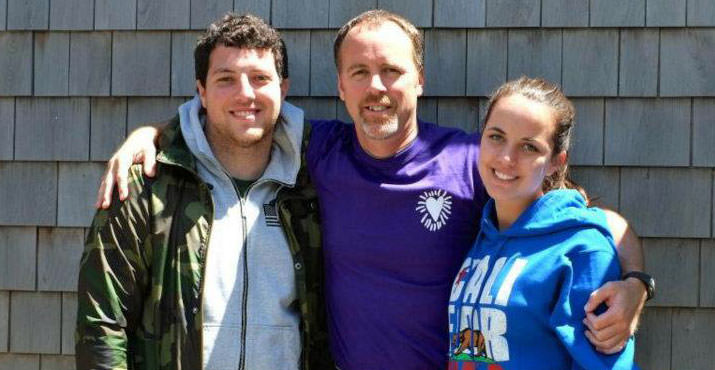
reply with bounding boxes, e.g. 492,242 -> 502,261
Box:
415,70 -> 425,97
196,80 -> 208,108
337,73 -> 346,101
548,151 -> 567,176
280,78 -> 290,100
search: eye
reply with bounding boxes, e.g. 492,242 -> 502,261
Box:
350,69 -> 368,78
253,74 -> 271,83
521,143 -> 539,153
487,134 -> 504,142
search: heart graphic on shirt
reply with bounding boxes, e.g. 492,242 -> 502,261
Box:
425,196 -> 445,222
416,189 -> 453,232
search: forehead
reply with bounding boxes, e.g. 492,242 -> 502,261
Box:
487,94 -> 556,136
339,21 -> 416,68
208,45 -> 277,72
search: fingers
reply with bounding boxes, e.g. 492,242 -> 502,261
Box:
95,166 -> 116,209
115,155 -> 131,201
584,281 -> 616,313
584,329 -> 627,354
143,146 -> 157,177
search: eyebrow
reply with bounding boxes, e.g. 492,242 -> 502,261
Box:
486,126 -> 541,142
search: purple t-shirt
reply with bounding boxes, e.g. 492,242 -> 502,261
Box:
307,120 -> 488,369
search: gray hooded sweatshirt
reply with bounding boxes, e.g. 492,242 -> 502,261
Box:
178,96 -> 304,370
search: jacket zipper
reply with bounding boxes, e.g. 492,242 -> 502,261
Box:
238,193 -> 248,370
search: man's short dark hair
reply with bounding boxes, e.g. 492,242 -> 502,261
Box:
194,13 -> 288,87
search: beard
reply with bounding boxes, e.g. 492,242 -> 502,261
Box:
357,95 -> 400,140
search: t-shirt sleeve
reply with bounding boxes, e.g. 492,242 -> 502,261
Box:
549,233 -> 637,370
306,119 -> 339,170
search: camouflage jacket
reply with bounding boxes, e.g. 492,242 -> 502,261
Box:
76,117 -> 333,370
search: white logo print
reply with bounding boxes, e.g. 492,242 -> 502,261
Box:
416,189 -> 453,231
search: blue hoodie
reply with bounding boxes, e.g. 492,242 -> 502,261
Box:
447,190 -> 636,370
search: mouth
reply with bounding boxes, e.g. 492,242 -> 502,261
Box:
229,108 -> 259,121
493,169 -> 517,181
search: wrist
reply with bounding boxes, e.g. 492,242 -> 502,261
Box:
622,271 -> 655,301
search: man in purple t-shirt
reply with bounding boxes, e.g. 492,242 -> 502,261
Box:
96,10 -> 649,370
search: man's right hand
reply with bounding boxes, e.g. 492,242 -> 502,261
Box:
96,126 -> 161,209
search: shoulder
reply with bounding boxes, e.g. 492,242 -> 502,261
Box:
306,119 -> 353,159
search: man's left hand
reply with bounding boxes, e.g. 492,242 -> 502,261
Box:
582,278 -> 647,354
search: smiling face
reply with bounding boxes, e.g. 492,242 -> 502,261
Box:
478,93 -> 565,212
336,21 -> 424,156
198,45 -> 288,149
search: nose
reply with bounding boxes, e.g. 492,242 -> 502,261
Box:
497,145 -> 517,166
235,74 -> 255,101
367,73 -> 387,93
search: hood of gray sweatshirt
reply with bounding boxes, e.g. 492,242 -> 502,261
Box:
178,96 -> 305,370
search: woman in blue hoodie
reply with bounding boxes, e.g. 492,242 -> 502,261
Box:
447,77 -> 636,369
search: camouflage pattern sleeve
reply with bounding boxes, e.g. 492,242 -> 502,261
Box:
75,165 -> 152,370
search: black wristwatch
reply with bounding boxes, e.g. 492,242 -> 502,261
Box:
622,271 -> 655,301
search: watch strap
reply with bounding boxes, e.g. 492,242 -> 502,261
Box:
622,271 -> 655,301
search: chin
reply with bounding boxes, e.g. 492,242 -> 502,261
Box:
359,118 -> 399,140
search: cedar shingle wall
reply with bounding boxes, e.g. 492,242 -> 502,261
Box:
0,1 -> 713,368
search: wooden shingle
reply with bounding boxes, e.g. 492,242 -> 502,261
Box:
329,0 -> 377,28
0,291 -> 7,352
137,0 -> 190,30
33,33 -> 70,96
61,293 -> 76,355
112,32 -> 171,96
378,0 -> 432,27
0,32 -> 32,96
190,0 -> 232,30
693,99 -> 715,167
436,98 -> 479,133
90,98 -> 127,161
590,0 -> 645,27
570,99 -> 604,166
10,292 -> 61,354
309,31 -> 337,97
701,239 -> 715,307
620,168 -> 711,237
272,0 -> 329,28
647,0 -> 686,26
0,0 -> 6,30
282,31 -> 311,97
424,29 -> 466,96
0,227 -> 36,291
569,167 -> 619,210
687,0 -> 715,26
286,97 -> 337,121
635,308 -> 671,369
37,228 -> 84,291
57,164 -> 109,228
672,309 -> 715,368
562,30 -> 618,96
0,162 -> 57,226
604,98 -> 690,166
619,29 -> 658,97
541,0 -> 588,27
49,0 -> 94,30
433,0 -> 485,27
418,97 -> 437,124
127,97 -> 186,132
0,98 -> 13,160
466,30 -> 507,97
95,0 -> 136,30
15,98 -> 90,161
0,354 -> 39,370
7,0 -> 48,30
69,32 -> 112,96
507,29 -> 562,83
643,238 -> 699,307
233,0 -> 270,21
40,355 -> 74,370
661,29 -> 715,96
171,32 -> 201,97
486,0 -> 540,27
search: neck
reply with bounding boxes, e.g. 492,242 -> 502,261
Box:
357,120 -> 419,159
494,195 -> 541,231
205,129 -> 272,181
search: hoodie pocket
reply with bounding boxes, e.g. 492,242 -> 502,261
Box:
244,324 -> 301,370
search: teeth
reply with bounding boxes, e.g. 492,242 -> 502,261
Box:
367,106 -> 387,112
232,110 -> 255,118
494,170 -> 516,181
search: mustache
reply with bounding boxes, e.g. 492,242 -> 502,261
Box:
361,94 -> 392,106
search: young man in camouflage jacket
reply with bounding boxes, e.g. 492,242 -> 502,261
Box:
75,14 -> 332,370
